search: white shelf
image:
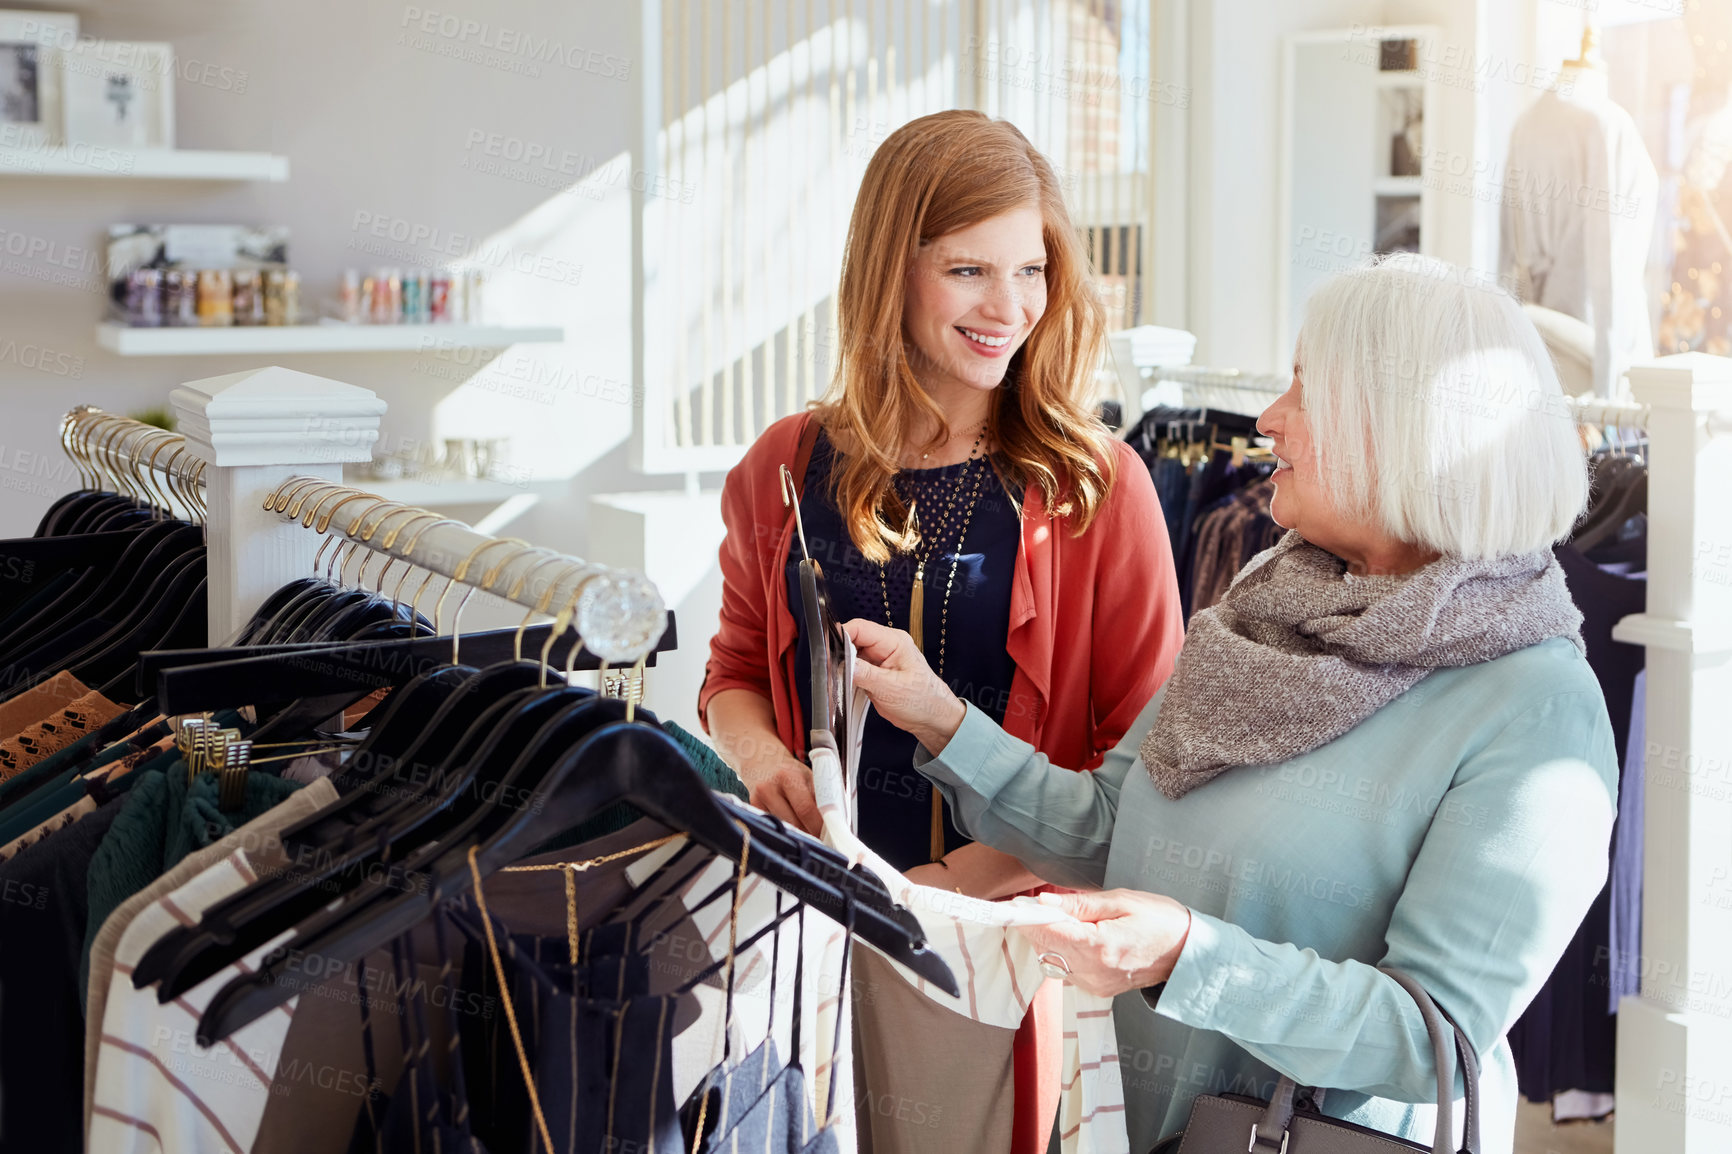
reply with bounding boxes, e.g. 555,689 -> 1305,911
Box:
345,478 -> 541,534
1374,177 -> 1424,197
1375,71 -> 1424,89
343,478 -> 529,505
0,147 -> 289,181
95,321 -> 565,356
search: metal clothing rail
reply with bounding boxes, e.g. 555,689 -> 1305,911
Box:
1148,365 -> 1290,420
1567,397 -> 1732,440
61,405 -> 207,520
1568,398 -> 1651,431
1150,365 -> 1290,394
262,475 -> 668,665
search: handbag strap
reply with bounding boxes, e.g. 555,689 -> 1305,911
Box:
1381,967 -> 1481,1154
1250,967 -> 1481,1154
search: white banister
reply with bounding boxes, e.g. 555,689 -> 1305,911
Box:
1612,352 -> 1732,1153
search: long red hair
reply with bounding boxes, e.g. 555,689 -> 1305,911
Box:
816,109 -> 1114,563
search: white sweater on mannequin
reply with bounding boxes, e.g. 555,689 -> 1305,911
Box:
1500,72 -> 1658,398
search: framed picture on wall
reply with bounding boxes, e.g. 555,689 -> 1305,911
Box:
0,10 -> 79,148
61,41 -> 173,149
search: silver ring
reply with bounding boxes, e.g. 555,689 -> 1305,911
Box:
1038,952 -> 1071,981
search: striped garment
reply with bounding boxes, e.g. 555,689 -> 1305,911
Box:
621,835 -> 857,1150
88,851 -> 297,1154
810,745 -> 1130,1154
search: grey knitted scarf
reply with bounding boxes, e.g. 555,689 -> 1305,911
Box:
1140,531 -> 1585,800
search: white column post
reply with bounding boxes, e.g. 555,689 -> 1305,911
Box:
1613,353 -> 1732,1153
171,365 -> 386,643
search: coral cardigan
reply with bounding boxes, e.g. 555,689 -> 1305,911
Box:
699,411 -> 1185,772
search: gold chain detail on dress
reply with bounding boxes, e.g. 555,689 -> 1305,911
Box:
471,833 -> 684,1151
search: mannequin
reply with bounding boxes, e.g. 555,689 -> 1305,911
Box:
1558,29 -> 1610,105
1500,24 -> 1658,398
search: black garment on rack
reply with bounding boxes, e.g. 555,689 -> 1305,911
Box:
787,429 -> 1019,871
1175,451 -> 1274,620
443,884 -> 722,1154
1124,407 -> 1276,620
1506,542 -> 1646,1104
0,794 -> 126,1154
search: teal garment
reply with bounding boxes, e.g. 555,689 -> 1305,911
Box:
0,729 -> 106,827
81,758 -> 303,1006
914,636 -> 1618,1154
0,741 -> 182,845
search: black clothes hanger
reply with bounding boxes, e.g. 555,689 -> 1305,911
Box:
147,620 -> 672,713
57,493 -> 138,536
800,562 -> 848,758
127,664 -> 474,989
95,583 -> 210,701
0,523 -> 175,649
1571,451 -> 1647,553
236,577 -> 326,643
782,464 -> 848,758
0,523 -> 203,668
140,681 -> 591,1000
33,489 -> 102,536
51,550 -> 207,681
159,692 -> 624,1011
0,548 -> 206,700
144,646 -> 590,979
0,525 -> 152,574
149,611 -> 676,712
192,716 -> 954,1043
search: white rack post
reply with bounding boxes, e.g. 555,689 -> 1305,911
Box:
171,365 -> 386,642
1612,353 -> 1732,1153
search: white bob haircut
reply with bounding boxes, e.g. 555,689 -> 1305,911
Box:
1295,252 -> 1589,560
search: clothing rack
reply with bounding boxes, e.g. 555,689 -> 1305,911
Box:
59,369 -> 670,680
1150,365 -> 1288,419
20,373 -> 904,1154
1568,398 -> 1651,432
74,364 -> 677,669
262,475 -> 668,664
1567,396 -> 1732,443
61,406 -> 207,521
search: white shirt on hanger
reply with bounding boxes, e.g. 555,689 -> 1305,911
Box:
1500,73 -> 1658,397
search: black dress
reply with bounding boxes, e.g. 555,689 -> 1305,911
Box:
786,429 -> 1020,872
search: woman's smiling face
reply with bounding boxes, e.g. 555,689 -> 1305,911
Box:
902,205 -> 1049,396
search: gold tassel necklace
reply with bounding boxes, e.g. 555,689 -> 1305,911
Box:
879,423 -> 990,861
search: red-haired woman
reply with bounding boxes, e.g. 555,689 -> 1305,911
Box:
699,110 -> 1183,1154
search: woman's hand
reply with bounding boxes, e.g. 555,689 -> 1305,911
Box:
843,618 -> 967,754
738,754 -> 824,836
1015,889 -> 1193,998
705,688 -> 823,835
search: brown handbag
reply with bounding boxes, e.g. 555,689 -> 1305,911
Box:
1165,968 -> 1481,1154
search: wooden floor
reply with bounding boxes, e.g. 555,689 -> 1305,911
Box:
1515,1100 -> 1615,1154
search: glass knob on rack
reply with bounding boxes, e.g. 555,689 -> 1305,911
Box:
576,571 -> 666,664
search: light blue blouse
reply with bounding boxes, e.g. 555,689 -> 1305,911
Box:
914,636 -> 1618,1154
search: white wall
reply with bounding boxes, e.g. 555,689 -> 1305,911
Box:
1180,0 -> 1567,373
1185,0 -> 1385,372
0,0 -> 715,560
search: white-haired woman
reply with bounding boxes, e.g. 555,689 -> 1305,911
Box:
844,253 -> 1618,1154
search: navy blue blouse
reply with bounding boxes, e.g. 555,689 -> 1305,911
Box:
787,428 -> 1020,872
